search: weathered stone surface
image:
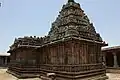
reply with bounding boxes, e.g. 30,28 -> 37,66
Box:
7,0 -> 107,80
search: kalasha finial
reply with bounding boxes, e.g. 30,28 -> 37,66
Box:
68,0 -> 75,3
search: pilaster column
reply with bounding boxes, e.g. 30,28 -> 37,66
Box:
113,52 -> 119,68
0,57 -> 3,65
5,57 -> 8,65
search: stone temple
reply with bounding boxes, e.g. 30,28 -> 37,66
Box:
7,0 -> 108,79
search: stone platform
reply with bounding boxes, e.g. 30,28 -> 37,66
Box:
0,68 -> 120,80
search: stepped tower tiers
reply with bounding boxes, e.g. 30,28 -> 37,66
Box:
48,0 -> 102,42
7,0 -> 108,80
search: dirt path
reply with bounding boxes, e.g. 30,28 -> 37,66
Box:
0,68 -> 17,80
107,73 -> 120,80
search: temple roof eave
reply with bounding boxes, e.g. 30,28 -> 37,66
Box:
102,46 -> 120,51
8,36 -> 107,53
0,52 -> 10,56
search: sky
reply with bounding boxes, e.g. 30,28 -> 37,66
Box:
0,0 -> 120,52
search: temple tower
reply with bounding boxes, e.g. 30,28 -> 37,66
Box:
7,0 -> 108,79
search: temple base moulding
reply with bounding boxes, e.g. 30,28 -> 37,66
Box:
7,69 -> 108,80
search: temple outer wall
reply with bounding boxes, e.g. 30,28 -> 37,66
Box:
8,39 -> 107,79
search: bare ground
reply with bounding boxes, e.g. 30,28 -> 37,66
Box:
106,73 -> 120,80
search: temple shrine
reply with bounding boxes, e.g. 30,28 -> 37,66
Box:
7,0 -> 108,79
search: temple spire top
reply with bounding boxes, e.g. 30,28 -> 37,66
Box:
68,0 -> 75,3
